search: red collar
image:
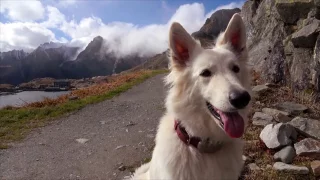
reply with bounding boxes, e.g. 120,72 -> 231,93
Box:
174,120 -> 224,153
174,120 -> 201,148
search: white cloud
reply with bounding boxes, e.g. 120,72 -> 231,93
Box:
58,3 -> 208,58
41,6 -> 66,28
58,0 -> 77,7
0,1 -> 244,58
0,22 -> 59,52
205,1 -> 244,19
0,0 -> 45,22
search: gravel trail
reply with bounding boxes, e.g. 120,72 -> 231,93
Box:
0,74 -> 167,180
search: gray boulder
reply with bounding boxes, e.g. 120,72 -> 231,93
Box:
252,112 -> 274,126
274,146 -> 296,164
260,123 -> 297,149
288,116 -> 320,139
294,138 -> 320,159
291,21 -> 320,48
275,101 -> 308,115
275,0 -> 314,24
273,162 -> 309,174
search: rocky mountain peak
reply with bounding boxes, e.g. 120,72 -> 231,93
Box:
39,42 -> 64,50
192,8 -> 241,47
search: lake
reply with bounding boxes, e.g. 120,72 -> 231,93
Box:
0,91 -> 70,109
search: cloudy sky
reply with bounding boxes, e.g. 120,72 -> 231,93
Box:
0,0 -> 244,57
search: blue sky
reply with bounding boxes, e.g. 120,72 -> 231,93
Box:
53,0 -> 241,25
0,0 -> 244,55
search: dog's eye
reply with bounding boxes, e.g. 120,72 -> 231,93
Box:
232,65 -> 240,73
200,69 -> 212,77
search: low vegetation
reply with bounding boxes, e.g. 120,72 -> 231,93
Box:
241,76 -> 320,179
0,69 -> 167,148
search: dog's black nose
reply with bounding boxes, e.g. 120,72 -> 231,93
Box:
229,91 -> 251,109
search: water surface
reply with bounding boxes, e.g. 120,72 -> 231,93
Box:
0,91 -> 70,109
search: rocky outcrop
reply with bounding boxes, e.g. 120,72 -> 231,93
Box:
192,8 -> 241,48
241,0 -> 320,92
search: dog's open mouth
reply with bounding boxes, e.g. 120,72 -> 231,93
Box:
206,101 -> 244,138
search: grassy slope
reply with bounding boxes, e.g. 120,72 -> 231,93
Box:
0,69 -> 167,149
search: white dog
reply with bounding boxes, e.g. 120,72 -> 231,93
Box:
131,13 -> 251,180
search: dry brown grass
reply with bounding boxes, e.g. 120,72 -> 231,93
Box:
24,70 -> 161,108
241,71 -> 319,179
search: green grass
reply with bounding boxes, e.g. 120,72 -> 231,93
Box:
0,69 -> 168,148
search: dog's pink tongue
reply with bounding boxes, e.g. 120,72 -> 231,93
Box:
218,111 -> 244,138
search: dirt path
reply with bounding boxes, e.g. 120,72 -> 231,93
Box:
0,74 -> 167,180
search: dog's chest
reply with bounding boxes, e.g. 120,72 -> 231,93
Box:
150,144 -> 243,180
178,150 -> 243,180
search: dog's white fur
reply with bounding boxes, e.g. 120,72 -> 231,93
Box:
131,13 -> 251,180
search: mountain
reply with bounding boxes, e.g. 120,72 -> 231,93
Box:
126,50 -> 169,72
0,37 -> 147,85
192,8 -> 241,48
21,44 -> 79,82
62,36 -> 147,78
0,50 -> 28,85
0,42 -> 79,85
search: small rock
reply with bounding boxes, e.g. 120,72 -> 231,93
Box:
266,164 -> 272,169
118,165 -> 126,171
265,83 -> 278,88
252,84 -> 269,94
126,121 -> 136,127
275,101 -> 308,115
69,95 -> 79,101
262,108 -> 290,116
146,134 -> 155,138
274,146 -> 296,164
242,155 -> 248,162
288,116 -> 320,139
248,163 -> 261,171
311,160 -> 320,177
100,121 -> 106,125
259,123 -> 297,149
273,162 -> 309,174
115,145 -> 128,150
252,112 -> 274,126
76,138 -> 89,144
294,138 -> 320,159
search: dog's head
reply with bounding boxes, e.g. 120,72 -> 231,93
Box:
167,13 -> 251,139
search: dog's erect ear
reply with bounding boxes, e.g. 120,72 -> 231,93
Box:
169,22 -> 196,65
217,13 -> 246,52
